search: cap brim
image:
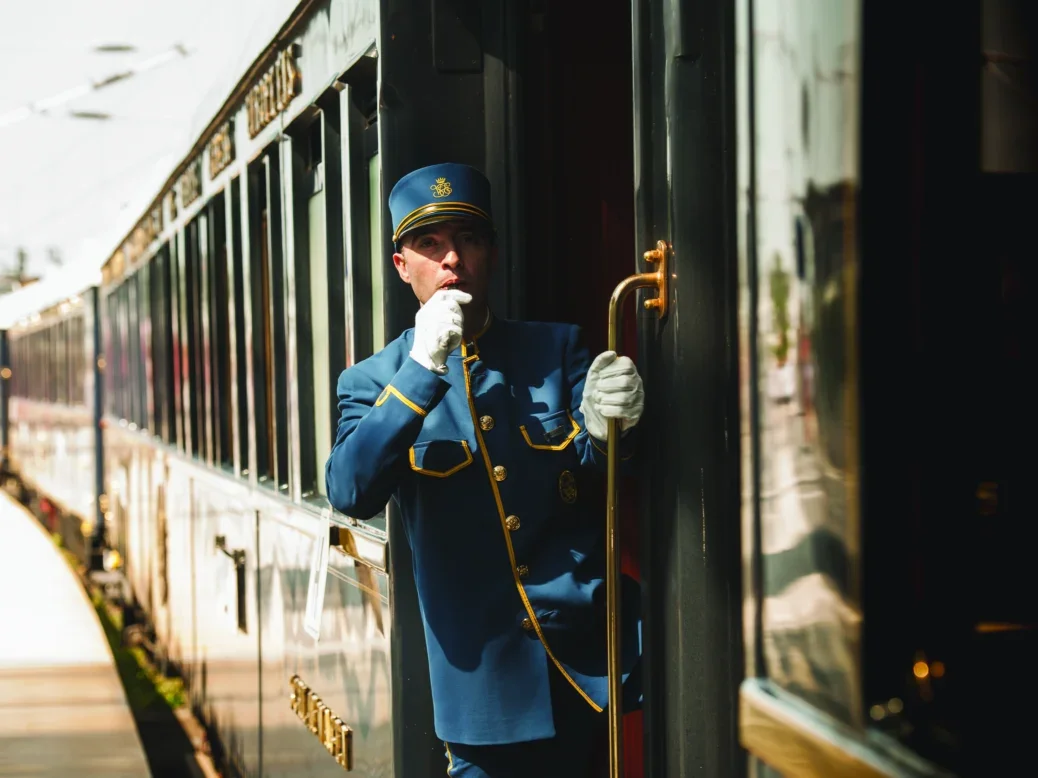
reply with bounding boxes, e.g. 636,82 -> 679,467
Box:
392,202 -> 492,243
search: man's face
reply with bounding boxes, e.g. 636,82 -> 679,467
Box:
392,219 -> 495,313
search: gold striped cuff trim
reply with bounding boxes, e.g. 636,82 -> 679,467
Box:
375,385 -> 428,417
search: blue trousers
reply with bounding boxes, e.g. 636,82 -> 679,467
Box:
444,662 -> 608,778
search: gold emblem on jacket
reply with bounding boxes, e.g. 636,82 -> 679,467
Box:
558,470 -> 578,504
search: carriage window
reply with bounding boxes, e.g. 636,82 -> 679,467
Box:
69,315 -> 81,407
190,217 -> 210,460
55,320 -> 67,405
248,148 -> 290,491
230,177 -> 249,474
104,291 -> 115,416
127,282 -> 135,423
289,102 -> 347,499
175,230 -> 196,453
169,238 -> 186,451
207,193 -> 233,469
149,246 -> 174,443
137,263 -> 153,432
367,152 -> 385,352
47,328 -> 54,402
63,319 -> 72,406
111,286 -> 126,419
121,282 -> 132,422
338,64 -> 381,366
76,313 -> 84,406
41,328 -> 50,402
181,220 -> 207,459
37,331 -> 45,400
128,271 -> 144,429
740,0 -> 863,771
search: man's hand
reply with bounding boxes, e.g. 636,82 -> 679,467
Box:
579,350 -> 644,440
410,289 -> 473,374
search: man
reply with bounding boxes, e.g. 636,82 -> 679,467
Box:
325,163 -> 644,777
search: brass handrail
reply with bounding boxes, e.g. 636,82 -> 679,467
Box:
605,240 -> 668,778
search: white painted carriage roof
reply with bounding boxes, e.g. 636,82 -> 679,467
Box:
0,0 -> 301,300
0,263 -> 101,329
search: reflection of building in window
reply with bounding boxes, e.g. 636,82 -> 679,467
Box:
752,0 -> 862,729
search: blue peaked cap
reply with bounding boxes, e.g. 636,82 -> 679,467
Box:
388,162 -> 494,244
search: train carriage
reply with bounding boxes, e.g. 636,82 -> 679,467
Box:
1,272 -> 105,569
1,0 -> 1033,776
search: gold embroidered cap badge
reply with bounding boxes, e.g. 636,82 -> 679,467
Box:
430,177 -> 453,198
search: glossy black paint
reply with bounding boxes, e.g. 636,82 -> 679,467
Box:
633,0 -> 743,775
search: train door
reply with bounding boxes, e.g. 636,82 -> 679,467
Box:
379,0 -> 649,772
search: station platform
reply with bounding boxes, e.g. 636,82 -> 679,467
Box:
0,491 -> 151,777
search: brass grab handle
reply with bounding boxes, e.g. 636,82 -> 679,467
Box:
605,240 -> 668,778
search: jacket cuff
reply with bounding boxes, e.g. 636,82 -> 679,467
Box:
374,356 -> 451,416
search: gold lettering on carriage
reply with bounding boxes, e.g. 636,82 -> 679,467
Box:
246,47 -> 301,139
114,205 -> 163,275
289,675 -> 353,771
207,121 -> 235,179
177,158 -> 203,209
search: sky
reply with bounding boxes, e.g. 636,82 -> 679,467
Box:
0,0 -> 299,283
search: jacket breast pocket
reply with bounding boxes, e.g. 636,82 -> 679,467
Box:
519,409 -> 580,451
409,440 -> 474,477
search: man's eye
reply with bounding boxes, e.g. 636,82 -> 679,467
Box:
418,238 -> 436,249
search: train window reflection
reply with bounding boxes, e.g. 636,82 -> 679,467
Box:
170,237 -> 186,451
128,271 -> 144,429
367,151 -> 384,352
304,117 -> 330,496
138,264 -> 153,432
207,194 -> 232,469
747,0 -> 862,729
248,149 -> 290,491
230,178 -> 248,474
183,220 -> 204,458
289,103 -> 347,500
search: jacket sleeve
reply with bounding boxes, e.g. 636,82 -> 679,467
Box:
565,325 -> 639,472
325,356 -> 451,519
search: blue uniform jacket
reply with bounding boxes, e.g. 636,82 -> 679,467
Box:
325,316 -> 641,746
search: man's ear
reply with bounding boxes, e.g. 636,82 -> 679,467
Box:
392,251 -> 410,283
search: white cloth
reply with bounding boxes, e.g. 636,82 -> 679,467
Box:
579,350 -> 645,440
409,289 -> 473,374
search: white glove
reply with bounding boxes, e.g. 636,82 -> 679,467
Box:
579,350 -> 645,441
410,289 -> 472,374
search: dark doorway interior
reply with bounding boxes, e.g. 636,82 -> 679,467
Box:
518,1 -> 644,775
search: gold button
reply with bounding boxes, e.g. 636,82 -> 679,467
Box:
493,465 -> 507,482
517,564 -> 529,579
479,415 -> 495,431
505,515 -> 520,531
521,617 -> 534,632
